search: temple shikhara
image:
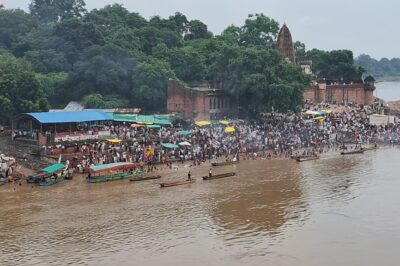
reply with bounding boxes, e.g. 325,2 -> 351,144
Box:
276,24 -> 296,64
0,0 -> 5,10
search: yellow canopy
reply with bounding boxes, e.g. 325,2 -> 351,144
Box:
322,109 -> 332,114
106,139 -> 122,143
195,120 -> 212,127
219,120 -> 229,125
144,147 -> 155,157
224,126 -> 236,133
313,116 -> 325,124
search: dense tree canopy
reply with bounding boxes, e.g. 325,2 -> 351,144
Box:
306,49 -> 364,82
0,0 -> 367,123
355,54 -> 400,79
0,53 -> 48,124
29,0 -> 86,22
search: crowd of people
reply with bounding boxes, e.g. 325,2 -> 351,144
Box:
39,104 -> 400,172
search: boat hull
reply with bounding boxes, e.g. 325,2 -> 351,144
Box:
202,172 -> 236,180
87,171 -> 144,183
212,161 -> 238,167
39,177 -> 64,186
341,150 -> 364,155
362,147 -> 378,152
130,175 -> 161,182
160,180 -> 195,187
296,156 -> 319,162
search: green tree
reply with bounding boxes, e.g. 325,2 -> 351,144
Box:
24,49 -> 67,73
29,0 -> 87,23
185,20 -> 213,40
82,93 -> 129,108
35,72 -> 68,107
210,45 -> 309,115
54,18 -> 104,68
294,41 -> 306,61
132,58 -> 176,111
149,12 -> 188,34
0,9 -> 39,51
67,44 -> 136,101
306,49 -> 364,81
240,14 -> 279,47
0,53 -> 48,124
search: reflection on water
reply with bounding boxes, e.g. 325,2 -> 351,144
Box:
1,148 -> 400,266
212,160 -> 307,246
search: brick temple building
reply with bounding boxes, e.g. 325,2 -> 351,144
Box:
276,24 -> 296,64
166,80 -> 234,120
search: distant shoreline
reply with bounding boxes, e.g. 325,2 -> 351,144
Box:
376,76 -> 400,82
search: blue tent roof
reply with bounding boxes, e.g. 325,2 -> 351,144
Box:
26,111 -> 112,124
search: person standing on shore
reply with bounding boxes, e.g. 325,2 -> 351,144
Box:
187,170 -> 192,181
209,168 -> 212,178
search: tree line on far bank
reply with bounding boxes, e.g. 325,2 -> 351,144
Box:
0,0 -> 364,124
355,54 -> 400,81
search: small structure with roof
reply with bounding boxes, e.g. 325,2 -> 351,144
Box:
11,110 -> 113,145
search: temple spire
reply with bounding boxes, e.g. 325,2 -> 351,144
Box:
0,0 -> 4,10
276,24 -> 296,64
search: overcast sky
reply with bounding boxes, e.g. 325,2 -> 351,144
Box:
5,0 -> 399,59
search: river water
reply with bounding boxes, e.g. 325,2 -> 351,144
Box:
375,81 -> 400,101
1,147 -> 400,266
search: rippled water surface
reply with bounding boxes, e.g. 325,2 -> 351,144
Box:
1,148 -> 400,266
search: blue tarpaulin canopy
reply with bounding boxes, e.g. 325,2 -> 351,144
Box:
176,130 -> 193,136
41,164 -> 65,173
161,143 -> 179,149
25,111 -> 112,124
113,114 -> 171,125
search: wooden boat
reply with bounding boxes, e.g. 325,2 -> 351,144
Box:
129,175 -> 161,182
340,149 -> 364,155
26,163 -> 66,184
39,175 -> 64,187
160,179 -> 195,188
212,161 -> 238,167
361,146 -> 379,152
296,156 -> 319,162
86,162 -> 143,183
202,172 -> 236,180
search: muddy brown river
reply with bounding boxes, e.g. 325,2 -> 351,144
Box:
1,147 -> 400,266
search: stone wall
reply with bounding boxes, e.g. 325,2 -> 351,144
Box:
303,83 -> 375,105
167,80 -> 234,120
166,80 -> 195,119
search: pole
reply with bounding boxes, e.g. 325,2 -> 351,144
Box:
11,118 -> 14,141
